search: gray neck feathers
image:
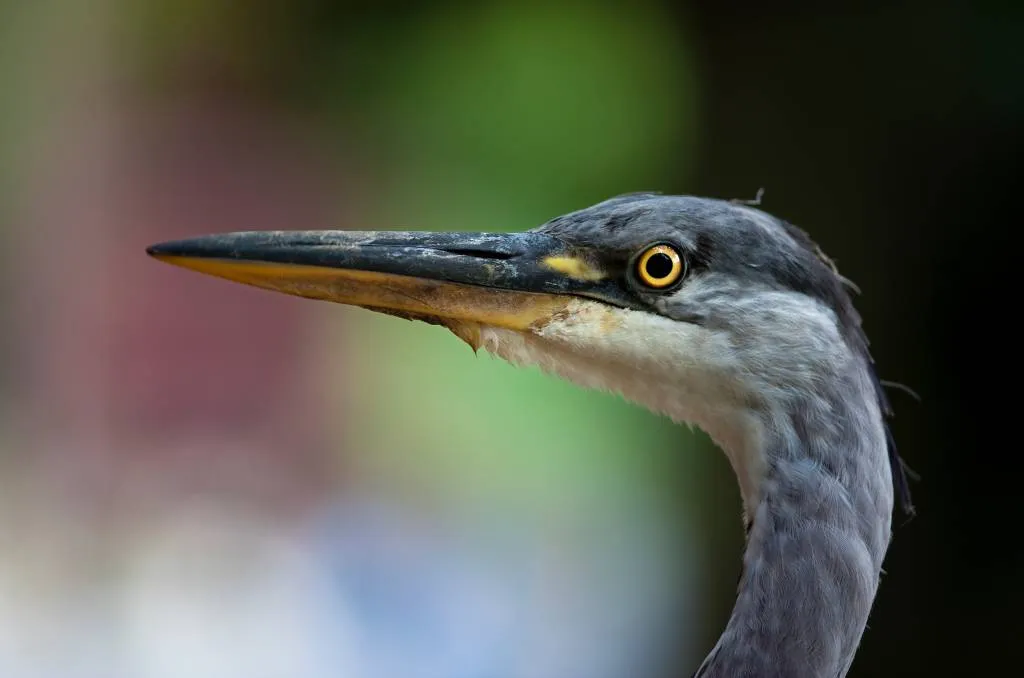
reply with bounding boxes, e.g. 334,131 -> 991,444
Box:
696,358 -> 894,678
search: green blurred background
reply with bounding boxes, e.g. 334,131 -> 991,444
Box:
0,1 -> 1019,676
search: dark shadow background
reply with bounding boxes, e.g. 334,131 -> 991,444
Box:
682,2 -> 1021,674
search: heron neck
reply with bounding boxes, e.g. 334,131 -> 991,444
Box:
697,368 -> 894,678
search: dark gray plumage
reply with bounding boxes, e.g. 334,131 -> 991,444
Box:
536,194 -> 912,677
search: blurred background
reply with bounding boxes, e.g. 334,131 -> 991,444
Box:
0,1 -> 1019,676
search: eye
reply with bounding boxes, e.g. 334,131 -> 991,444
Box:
635,244 -> 686,289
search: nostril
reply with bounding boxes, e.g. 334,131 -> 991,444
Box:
441,248 -> 517,260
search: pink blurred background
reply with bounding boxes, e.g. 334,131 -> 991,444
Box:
0,3 -> 712,676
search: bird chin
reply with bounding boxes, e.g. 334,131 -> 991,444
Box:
368,295 -> 621,357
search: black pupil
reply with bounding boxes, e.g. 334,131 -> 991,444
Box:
644,252 -> 674,279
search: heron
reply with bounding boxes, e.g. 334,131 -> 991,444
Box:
147,193 -> 913,677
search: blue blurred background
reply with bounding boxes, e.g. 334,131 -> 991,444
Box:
0,1 -> 1019,676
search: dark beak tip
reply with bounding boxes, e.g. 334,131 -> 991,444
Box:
146,240 -> 191,258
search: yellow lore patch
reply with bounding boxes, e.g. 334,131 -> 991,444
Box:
542,256 -> 605,281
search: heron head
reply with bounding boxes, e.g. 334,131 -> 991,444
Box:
148,193 -> 904,510
149,193 -> 860,408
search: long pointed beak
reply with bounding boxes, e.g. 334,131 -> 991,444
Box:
146,230 -> 630,336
